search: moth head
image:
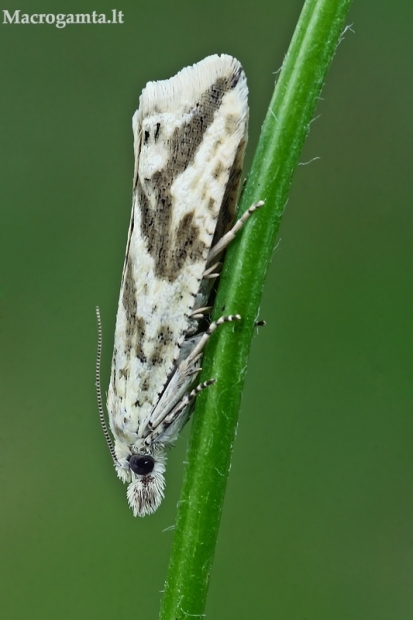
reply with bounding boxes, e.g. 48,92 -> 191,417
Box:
125,450 -> 166,517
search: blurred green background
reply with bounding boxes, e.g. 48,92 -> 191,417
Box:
1,1 -> 412,618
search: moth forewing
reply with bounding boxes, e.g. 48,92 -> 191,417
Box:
104,54 -> 250,517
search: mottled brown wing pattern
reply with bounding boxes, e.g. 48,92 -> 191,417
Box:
103,55 -> 249,516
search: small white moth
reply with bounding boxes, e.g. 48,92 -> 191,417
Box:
96,54 -> 263,517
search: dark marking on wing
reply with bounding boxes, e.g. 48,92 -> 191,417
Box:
149,324 -> 175,367
112,362 -> 117,395
121,262 -> 148,366
149,347 -> 163,367
212,135 -> 247,246
207,198 -> 216,212
119,367 -> 129,380
122,258 -> 137,347
137,74 -> 240,282
156,324 -> 175,344
212,161 -> 225,179
135,316 -> 147,362
224,113 -> 239,136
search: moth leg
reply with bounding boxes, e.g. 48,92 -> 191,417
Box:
255,320 -> 266,327
202,262 -> 222,279
207,200 -> 264,264
183,314 -> 241,369
144,379 -> 215,445
164,379 -> 215,424
189,306 -> 213,319
146,315 -> 241,444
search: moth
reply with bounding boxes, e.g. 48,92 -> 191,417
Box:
96,54 -> 263,516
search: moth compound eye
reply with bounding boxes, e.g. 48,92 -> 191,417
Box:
129,455 -> 155,476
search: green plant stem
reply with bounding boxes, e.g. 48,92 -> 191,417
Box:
159,0 -> 353,618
